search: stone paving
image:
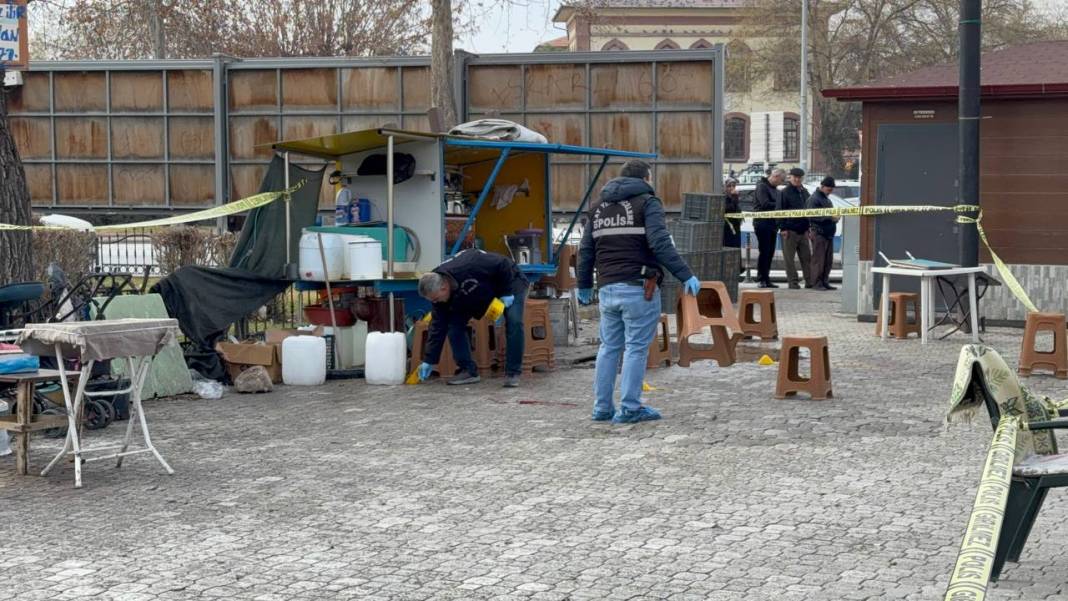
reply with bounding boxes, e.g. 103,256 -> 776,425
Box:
3,286 -> 1068,600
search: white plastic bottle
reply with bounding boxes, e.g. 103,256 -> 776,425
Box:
334,179 -> 353,225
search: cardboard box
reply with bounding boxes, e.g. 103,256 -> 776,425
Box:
265,326 -> 324,345
216,341 -> 283,384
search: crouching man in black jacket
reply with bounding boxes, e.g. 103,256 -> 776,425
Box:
417,249 -> 529,388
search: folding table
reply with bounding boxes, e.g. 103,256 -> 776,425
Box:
871,266 -> 986,345
17,319 -> 179,488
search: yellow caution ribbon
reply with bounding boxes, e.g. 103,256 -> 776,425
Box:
0,181 -> 304,232
943,414 -> 1019,601
956,211 -> 1038,314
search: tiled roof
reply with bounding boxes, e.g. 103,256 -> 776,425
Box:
824,40 -> 1068,100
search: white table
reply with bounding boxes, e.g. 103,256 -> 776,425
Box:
16,319 -> 178,488
871,266 -> 986,345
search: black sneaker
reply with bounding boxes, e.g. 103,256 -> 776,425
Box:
447,373 -> 481,385
788,283 -> 801,290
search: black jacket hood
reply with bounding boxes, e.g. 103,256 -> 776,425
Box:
600,177 -> 655,204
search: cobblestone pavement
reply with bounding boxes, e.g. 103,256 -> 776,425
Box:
3,287 -> 1068,601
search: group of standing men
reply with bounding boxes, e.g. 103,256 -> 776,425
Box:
748,167 -> 839,291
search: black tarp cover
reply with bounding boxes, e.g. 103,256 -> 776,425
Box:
151,266 -> 290,380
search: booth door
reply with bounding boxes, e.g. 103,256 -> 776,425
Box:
872,123 -> 960,310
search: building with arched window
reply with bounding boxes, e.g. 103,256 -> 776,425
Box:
551,0 -> 819,173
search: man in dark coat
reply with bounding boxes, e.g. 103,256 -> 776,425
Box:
753,168 -> 784,288
778,167 -> 812,289
722,178 -> 742,249
577,160 -> 700,424
417,249 -> 529,387
807,176 -> 838,290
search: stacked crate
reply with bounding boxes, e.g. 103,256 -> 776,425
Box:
661,193 -> 740,312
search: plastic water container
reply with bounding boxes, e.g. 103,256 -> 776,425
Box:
281,336 -> 327,386
321,321 -> 369,369
364,332 -> 406,385
346,239 -> 384,280
299,231 -> 346,281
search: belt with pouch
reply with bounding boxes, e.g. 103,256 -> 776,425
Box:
614,279 -> 659,301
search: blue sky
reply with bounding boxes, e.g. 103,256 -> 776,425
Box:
460,1 -> 565,54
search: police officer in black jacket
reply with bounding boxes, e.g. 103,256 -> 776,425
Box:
416,249 -> 528,388
576,160 -> 700,424
754,168 -> 785,288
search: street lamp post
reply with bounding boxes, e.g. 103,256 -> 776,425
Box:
799,0 -> 809,172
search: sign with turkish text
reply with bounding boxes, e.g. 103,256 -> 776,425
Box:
1,0 -> 29,70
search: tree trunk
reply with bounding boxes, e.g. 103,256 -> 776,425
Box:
150,0 -> 166,59
430,0 -> 459,130
0,72 -> 34,286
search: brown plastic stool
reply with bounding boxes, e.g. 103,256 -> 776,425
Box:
411,319 -> 460,377
647,314 -> 672,368
874,292 -> 921,339
737,290 -> 778,340
498,299 -> 555,374
469,316 -> 496,372
676,281 -> 740,368
1019,312 -> 1068,379
775,336 -> 833,400
539,243 -> 577,293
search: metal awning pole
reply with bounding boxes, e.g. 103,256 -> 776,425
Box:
387,136 -> 395,332
284,151 -> 293,276
555,155 -> 609,260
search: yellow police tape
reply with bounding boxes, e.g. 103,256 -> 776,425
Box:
724,203 -> 979,221
0,181 -> 304,233
725,203 -> 1039,313
943,414 -> 1019,601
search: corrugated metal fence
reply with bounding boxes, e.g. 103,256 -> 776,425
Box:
8,49 -> 723,215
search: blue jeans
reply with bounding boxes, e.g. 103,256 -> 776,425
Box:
448,290 -> 527,377
594,282 -> 662,413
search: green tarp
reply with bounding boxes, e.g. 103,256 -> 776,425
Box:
229,155 -> 326,279
91,293 -> 193,398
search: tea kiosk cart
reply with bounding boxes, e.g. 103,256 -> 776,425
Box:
267,128 -> 655,325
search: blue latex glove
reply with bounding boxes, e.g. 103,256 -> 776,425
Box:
577,288 -> 593,305
417,362 -> 433,381
500,295 -> 515,308
683,276 -> 701,296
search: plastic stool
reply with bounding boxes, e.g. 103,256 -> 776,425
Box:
1019,312 -> 1068,379
738,290 -> 778,340
875,292 -> 921,339
469,316 -> 496,373
497,299 -> 555,374
647,314 -> 672,368
676,281 -> 740,368
410,320 -> 460,377
775,336 -> 833,400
